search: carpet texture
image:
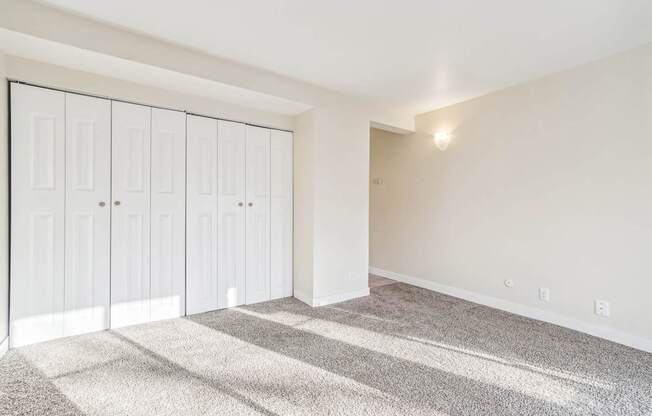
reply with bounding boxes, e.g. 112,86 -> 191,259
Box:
368,274 -> 397,288
1,283 -> 651,415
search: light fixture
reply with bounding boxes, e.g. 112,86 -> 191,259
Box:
434,131 -> 451,151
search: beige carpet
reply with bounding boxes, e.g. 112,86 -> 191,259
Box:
368,274 -> 397,288
1,283 -> 651,415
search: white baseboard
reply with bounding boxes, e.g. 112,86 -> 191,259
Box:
0,337 -> 8,359
293,288 -> 313,306
294,287 -> 370,307
370,267 -> 652,353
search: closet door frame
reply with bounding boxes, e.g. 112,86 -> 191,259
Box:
9,83 -> 295,347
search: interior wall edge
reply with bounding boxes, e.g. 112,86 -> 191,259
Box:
0,51 -> 8,345
292,289 -> 314,307
369,267 -> 652,353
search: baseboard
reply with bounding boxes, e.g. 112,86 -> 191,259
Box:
0,337 -> 8,359
293,288 -> 313,306
370,267 -> 652,353
294,287 -> 370,307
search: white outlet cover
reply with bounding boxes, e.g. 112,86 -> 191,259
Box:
594,299 -> 610,317
539,288 -> 550,302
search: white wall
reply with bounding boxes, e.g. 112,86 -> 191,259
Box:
293,109 -> 315,300
370,43 -> 652,350
294,104 -> 372,305
312,105 -> 370,302
0,51 -> 8,349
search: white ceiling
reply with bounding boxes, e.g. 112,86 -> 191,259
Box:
37,0 -> 652,115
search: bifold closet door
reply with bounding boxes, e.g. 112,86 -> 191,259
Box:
64,93 -> 111,337
150,108 -> 186,321
218,121 -> 247,308
245,125 -> 271,304
111,102 -> 152,328
270,130 -> 293,299
186,115 -> 219,314
10,84 -> 66,347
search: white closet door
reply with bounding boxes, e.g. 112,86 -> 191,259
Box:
64,93 -> 111,337
186,115 -> 218,314
150,108 -> 186,321
270,130 -> 293,300
217,121 -> 246,308
245,126 -> 271,304
10,84 -> 66,347
111,101 -> 151,328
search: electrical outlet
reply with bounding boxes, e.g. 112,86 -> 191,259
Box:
539,288 -> 550,302
594,300 -> 610,317
504,279 -> 514,288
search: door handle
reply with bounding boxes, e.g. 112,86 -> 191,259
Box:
114,201 -> 121,206
248,202 -> 253,207
238,202 -> 244,207
98,201 -> 106,207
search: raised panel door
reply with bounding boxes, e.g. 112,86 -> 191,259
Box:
245,126 -> 271,305
150,108 -> 186,321
217,121 -> 246,308
186,115 -> 218,314
111,101 -> 151,328
10,84 -> 66,347
64,93 -> 111,336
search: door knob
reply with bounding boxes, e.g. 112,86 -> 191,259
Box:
238,202 -> 244,207
114,201 -> 121,206
248,202 -> 253,207
98,201 -> 106,207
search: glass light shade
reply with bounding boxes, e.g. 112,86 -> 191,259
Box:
434,131 -> 451,151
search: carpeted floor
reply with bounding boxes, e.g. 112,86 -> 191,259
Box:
368,274 -> 397,288
1,283 -> 651,416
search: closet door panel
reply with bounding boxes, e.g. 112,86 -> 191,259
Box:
64,93 -> 111,337
150,108 -> 186,321
217,121 -> 246,308
111,102 -> 151,328
245,126 -> 271,305
10,84 -> 66,347
186,115 -> 218,314
270,130 -> 293,299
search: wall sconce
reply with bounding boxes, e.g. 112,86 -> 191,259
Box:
434,131 -> 451,151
